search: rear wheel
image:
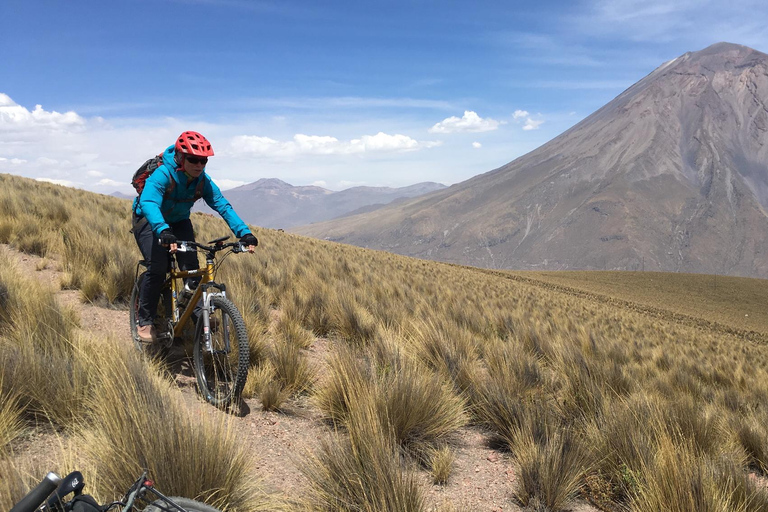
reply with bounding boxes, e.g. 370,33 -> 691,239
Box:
145,496 -> 223,512
129,272 -> 172,353
193,295 -> 250,407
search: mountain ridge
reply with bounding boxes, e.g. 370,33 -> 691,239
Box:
194,179 -> 447,229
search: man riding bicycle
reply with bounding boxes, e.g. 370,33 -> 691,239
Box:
132,130 -> 258,343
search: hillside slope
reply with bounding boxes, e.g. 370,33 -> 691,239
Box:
5,174 -> 768,511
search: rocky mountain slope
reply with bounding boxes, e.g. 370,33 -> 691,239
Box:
194,178 -> 446,229
294,42 -> 768,278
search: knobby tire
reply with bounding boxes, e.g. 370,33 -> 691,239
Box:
144,496 -> 223,512
193,295 -> 249,408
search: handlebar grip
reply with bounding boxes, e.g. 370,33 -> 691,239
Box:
10,473 -> 61,512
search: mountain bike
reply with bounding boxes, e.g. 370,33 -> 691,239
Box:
9,470 -> 222,512
129,236 -> 250,408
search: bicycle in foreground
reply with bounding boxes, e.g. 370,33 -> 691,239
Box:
129,236 -> 250,408
9,470 -> 222,512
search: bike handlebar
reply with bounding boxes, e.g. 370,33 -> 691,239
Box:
10,472 -> 61,512
174,240 -> 247,254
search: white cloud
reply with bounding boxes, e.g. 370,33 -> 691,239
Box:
36,178 -> 76,187
97,178 -> 126,188
0,157 -> 26,164
523,118 -> 544,130
232,131 -> 440,157
429,111 -> 503,134
472,142 -> 482,149
87,170 -> 104,177
236,135 -> 281,154
311,180 -> 328,188
294,134 -> 344,154
0,93 -> 85,131
353,132 -> 418,152
512,109 -> 545,130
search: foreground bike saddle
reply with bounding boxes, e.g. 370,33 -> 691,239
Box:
45,471 -> 85,512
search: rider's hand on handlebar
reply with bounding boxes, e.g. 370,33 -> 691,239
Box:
240,233 -> 258,253
159,229 -> 178,253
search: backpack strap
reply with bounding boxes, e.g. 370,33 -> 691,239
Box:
163,177 -> 176,200
163,173 -> 205,203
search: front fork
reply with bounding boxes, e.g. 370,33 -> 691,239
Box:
200,283 -> 228,354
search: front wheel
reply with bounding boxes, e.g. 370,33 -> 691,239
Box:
144,496 -> 223,512
193,295 -> 250,408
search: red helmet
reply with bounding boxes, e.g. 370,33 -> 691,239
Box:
175,131 -> 214,157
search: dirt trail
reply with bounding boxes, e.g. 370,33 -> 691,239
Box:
3,245 -> 599,512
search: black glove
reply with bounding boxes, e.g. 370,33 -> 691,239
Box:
240,233 -> 258,247
159,229 -> 177,246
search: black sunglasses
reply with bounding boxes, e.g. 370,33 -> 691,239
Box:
185,156 -> 208,165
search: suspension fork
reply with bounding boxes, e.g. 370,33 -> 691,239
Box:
201,257 -> 219,352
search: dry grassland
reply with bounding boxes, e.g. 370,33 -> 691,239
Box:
2,173 -> 768,512
510,270 -> 768,337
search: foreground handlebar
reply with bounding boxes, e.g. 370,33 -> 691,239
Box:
10,472 -> 61,512
175,241 -> 247,253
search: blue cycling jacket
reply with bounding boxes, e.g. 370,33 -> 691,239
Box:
133,145 -> 251,238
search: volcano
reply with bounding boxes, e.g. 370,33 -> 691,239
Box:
294,43 -> 768,278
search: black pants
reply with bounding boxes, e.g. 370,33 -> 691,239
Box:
133,215 -> 200,326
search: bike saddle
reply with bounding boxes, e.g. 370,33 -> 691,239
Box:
45,471 -> 85,512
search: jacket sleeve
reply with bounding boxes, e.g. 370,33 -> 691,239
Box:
138,167 -> 172,236
203,177 -> 251,238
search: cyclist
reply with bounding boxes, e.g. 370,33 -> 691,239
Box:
132,130 -> 258,343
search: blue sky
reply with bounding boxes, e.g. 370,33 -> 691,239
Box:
2,0 -> 767,194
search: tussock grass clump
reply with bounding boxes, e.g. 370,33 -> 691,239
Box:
283,278 -> 334,337
584,395 -> 662,505
275,315 -> 314,350
315,343 -> 466,459
0,389 -> 22,455
241,361 -> 290,412
428,446 -> 456,485
731,413 -> 768,474
0,251 -> 88,427
473,339 -> 550,443
328,290 -> 379,344
313,345 -> 371,426
375,351 -> 466,458
301,389 -> 424,512
0,250 -> 75,347
512,428 -> 591,512
407,320 -> 482,396
629,435 -> 767,512
82,340 -> 273,511
266,339 -> 315,397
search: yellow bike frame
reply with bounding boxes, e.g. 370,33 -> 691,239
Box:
168,254 -> 217,332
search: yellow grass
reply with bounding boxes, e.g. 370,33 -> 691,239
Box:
4,173 -> 768,510
510,269 -> 768,337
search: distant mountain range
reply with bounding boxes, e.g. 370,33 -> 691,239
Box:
294,42 -> 768,278
190,178 -> 446,229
